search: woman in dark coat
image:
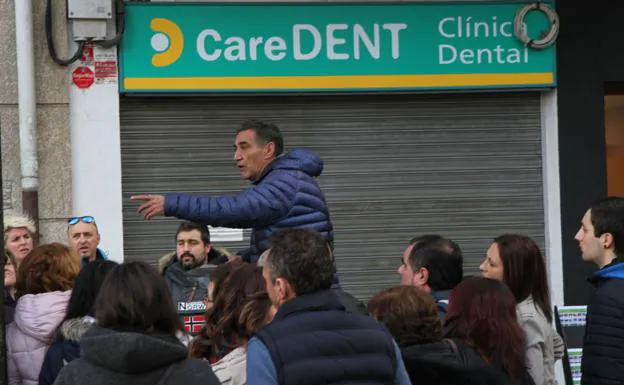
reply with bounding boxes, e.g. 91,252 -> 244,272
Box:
53,261 -> 220,385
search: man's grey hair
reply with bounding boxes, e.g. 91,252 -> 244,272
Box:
265,229 -> 333,296
257,249 -> 270,267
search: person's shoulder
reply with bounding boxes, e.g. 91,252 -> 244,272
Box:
172,359 -> 221,385
343,310 -> 391,332
594,277 -> 624,302
53,357 -> 95,382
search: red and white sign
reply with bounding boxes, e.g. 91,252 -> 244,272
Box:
95,61 -> 118,84
80,43 -> 94,64
72,66 -> 95,89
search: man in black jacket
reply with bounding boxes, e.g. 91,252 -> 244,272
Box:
575,197 -> 624,385
247,229 -> 411,385
398,235 -> 463,319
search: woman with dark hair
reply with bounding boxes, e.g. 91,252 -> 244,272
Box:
368,285 -> 443,346
368,284 -> 527,385
203,260 -> 244,310
4,250 -> 18,323
38,260 -> 117,385
444,277 -> 534,385
53,261 -> 220,385
190,264 -> 275,385
480,234 -> 564,385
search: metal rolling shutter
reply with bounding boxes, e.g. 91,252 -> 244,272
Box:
120,92 -> 545,300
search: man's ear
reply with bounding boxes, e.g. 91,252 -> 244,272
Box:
602,233 -> 615,250
416,267 -> 430,286
275,277 -> 294,302
264,141 -> 276,159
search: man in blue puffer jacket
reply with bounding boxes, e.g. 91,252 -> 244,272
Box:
132,120 -> 338,283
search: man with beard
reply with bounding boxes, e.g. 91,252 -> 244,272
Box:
159,221 -> 230,313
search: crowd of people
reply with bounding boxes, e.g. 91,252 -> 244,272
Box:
2,119 -> 623,385
1,195 -> 621,385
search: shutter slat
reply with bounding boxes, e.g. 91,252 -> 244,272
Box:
120,92 -> 544,300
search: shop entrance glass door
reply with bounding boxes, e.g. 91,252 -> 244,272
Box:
605,93 -> 624,196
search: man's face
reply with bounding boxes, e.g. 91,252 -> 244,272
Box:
575,209 -> 605,264
233,129 -> 274,181
398,244 -> 427,288
68,222 -> 100,260
5,227 -> 34,263
176,229 -> 210,270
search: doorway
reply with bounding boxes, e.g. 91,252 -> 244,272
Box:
604,88 -> 624,196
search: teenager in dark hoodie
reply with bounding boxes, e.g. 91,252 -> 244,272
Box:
369,279 -> 535,385
38,260 -> 118,385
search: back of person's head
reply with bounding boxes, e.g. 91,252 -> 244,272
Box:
190,264 -> 269,359
238,119 -> 284,157
408,235 -> 463,291
94,261 -> 179,334
589,196 -> 624,255
15,243 -> 80,298
368,285 -> 442,346
491,234 -> 552,322
445,277 -> 526,381
206,260 -> 244,305
266,229 -> 333,297
257,249 -> 270,267
65,260 -> 118,320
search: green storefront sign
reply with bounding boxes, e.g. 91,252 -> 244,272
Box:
119,2 -> 556,92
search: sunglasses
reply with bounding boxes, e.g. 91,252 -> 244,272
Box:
68,216 -> 96,225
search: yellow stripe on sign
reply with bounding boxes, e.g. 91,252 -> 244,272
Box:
124,73 -> 554,90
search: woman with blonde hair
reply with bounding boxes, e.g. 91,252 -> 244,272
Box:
4,212 -> 37,265
6,243 -> 80,385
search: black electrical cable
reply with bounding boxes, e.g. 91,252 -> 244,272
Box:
45,0 -> 86,66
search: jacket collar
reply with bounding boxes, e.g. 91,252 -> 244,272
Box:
273,289 -> 345,322
588,257 -> 624,285
431,290 -> 451,304
252,156 -> 280,185
81,248 -> 107,267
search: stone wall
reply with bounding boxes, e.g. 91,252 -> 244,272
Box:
0,0 -> 71,243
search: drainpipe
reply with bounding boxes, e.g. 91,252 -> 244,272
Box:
14,0 -> 39,236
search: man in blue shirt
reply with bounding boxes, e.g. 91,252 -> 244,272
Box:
247,228 -> 411,385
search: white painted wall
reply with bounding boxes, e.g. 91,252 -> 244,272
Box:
541,89 -> 565,385
68,42 -> 124,263
541,89 -> 564,307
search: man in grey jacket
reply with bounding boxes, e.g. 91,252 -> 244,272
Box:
160,222 -> 229,311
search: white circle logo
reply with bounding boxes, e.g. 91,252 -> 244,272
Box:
151,33 -> 170,53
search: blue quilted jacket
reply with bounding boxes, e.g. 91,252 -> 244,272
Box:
164,149 -> 337,280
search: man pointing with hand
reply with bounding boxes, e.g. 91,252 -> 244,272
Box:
131,120 -> 339,283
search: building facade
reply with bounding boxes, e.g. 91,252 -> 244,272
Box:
0,0 -> 72,244
8,0 -> 612,311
